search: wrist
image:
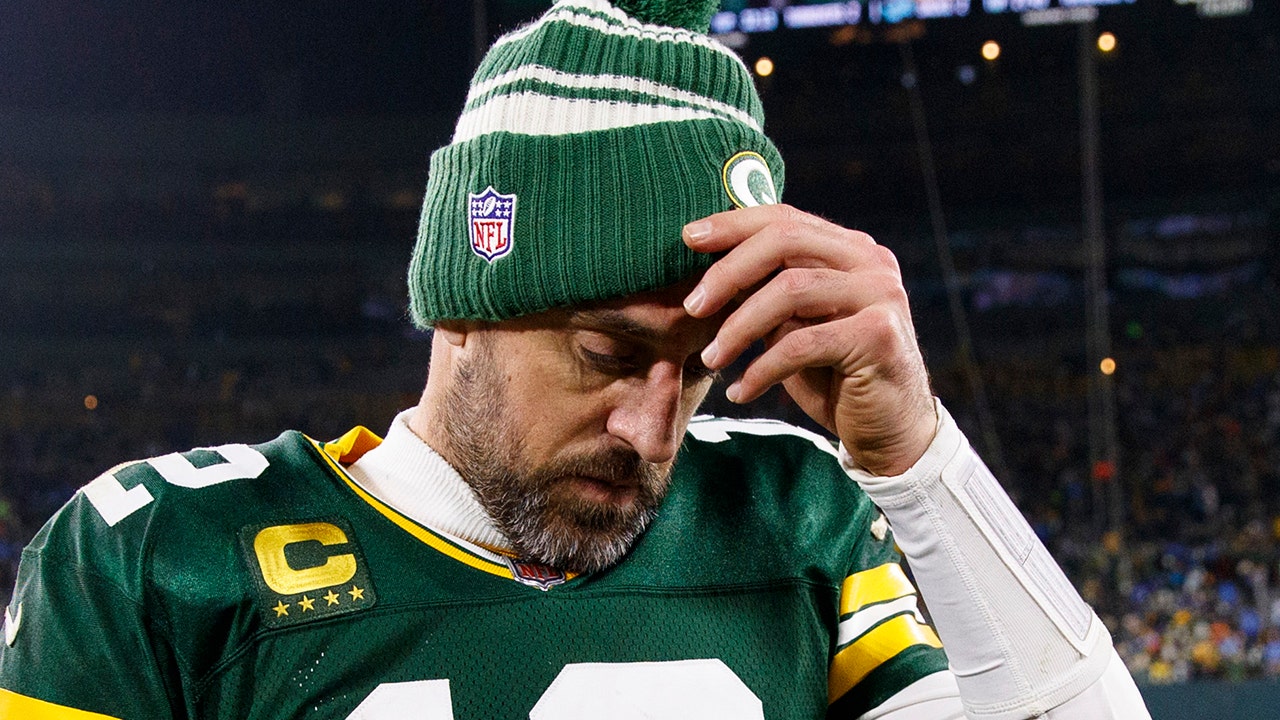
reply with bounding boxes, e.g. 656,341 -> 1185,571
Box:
842,399 -> 940,477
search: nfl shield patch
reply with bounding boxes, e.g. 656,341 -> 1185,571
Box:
505,557 -> 567,591
468,186 -> 517,262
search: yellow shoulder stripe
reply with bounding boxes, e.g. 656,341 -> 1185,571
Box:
322,426 -> 384,465
828,613 -> 943,703
840,562 -> 916,616
307,437 -> 513,579
0,689 -> 122,720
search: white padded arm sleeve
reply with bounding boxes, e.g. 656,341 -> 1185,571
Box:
842,400 -> 1151,720
859,670 -> 965,719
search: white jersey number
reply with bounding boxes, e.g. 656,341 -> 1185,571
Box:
83,444 -> 269,527
346,659 -> 763,720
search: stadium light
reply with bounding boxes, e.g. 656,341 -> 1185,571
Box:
981,41 -> 1001,61
1097,32 -> 1117,53
754,56 -> 775,77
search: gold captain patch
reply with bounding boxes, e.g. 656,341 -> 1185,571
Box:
239,518 -> 376,628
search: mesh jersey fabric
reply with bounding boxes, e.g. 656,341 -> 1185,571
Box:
0,417 -> 946,719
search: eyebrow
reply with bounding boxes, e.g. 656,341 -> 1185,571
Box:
567,309 -> 662,343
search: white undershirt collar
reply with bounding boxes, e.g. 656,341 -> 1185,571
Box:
344,409 -> 513,553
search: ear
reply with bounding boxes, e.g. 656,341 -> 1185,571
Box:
433,320 -> 470,348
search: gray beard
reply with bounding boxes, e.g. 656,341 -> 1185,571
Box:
435,341 -> 670,574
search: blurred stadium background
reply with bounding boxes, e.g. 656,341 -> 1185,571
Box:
0,0 -> 1277,715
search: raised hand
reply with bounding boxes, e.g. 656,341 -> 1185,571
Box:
682,204 -> 937,476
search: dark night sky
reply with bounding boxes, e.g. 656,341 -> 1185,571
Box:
1,1 -> 1272,121
0,1 -> 477,116
1,1 -> 1274,216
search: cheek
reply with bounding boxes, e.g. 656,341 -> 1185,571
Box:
501,362 -> 613,456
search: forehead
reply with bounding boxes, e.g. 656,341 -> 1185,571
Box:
567,281 -> 721,348
480,277 -> 730,355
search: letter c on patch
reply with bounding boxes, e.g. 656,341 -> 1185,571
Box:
254,522 -> 358,595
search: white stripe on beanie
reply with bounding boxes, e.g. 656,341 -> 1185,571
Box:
465,64 -> 763,133
453,92 -> 727,144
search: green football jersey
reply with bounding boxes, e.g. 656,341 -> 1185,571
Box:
0,416 -> 947,719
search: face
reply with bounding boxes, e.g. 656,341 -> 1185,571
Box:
430,282 -> 722,574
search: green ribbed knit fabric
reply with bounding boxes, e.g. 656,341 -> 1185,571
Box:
409,0 -> 784,326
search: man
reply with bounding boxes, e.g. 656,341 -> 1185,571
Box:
0,1 -> 1150,718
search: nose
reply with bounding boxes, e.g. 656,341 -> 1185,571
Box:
606,362 -> 684,465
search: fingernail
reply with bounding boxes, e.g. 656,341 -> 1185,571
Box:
684,220 -> 712,241
701,339 -> 719,368
684,284 -> 706,315
726,381 -> 742,403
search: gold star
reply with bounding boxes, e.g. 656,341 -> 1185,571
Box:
324,590 -> 341,606
273,601 -> 290,617
298,595 -> 316,612
348,585 -> 365,601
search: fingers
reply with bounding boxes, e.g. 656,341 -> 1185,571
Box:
726,304 -> 913,404
681,204 -> 916,414
681,205 -> 933,470
682,205 -> 883,318
699,266 -> 906,372
682,204 -> 831,253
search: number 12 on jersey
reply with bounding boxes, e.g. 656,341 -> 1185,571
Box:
83,444 -> 269,527
346,660 -> 763,719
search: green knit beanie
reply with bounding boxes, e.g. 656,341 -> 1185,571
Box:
409,0 -> 784,326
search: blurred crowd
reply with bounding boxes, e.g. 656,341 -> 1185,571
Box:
1054,366 -> 1280,684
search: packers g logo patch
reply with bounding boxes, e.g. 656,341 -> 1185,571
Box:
239,518 -> 377,628
722,151 -> 778,208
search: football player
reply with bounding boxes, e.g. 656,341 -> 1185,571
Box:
0,1 -> 1150,718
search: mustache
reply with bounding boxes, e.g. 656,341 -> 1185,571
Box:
537,449 -> 663,488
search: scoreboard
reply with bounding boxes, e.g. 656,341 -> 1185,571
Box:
709,0 -> 1250,32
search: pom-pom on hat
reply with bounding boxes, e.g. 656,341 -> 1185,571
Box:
409,0 -> 784,325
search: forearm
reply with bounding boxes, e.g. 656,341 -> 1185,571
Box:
843,400 -> 1150,720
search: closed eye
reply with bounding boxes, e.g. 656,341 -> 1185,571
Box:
581,346 -> 718,385
580,347 -> 641,375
